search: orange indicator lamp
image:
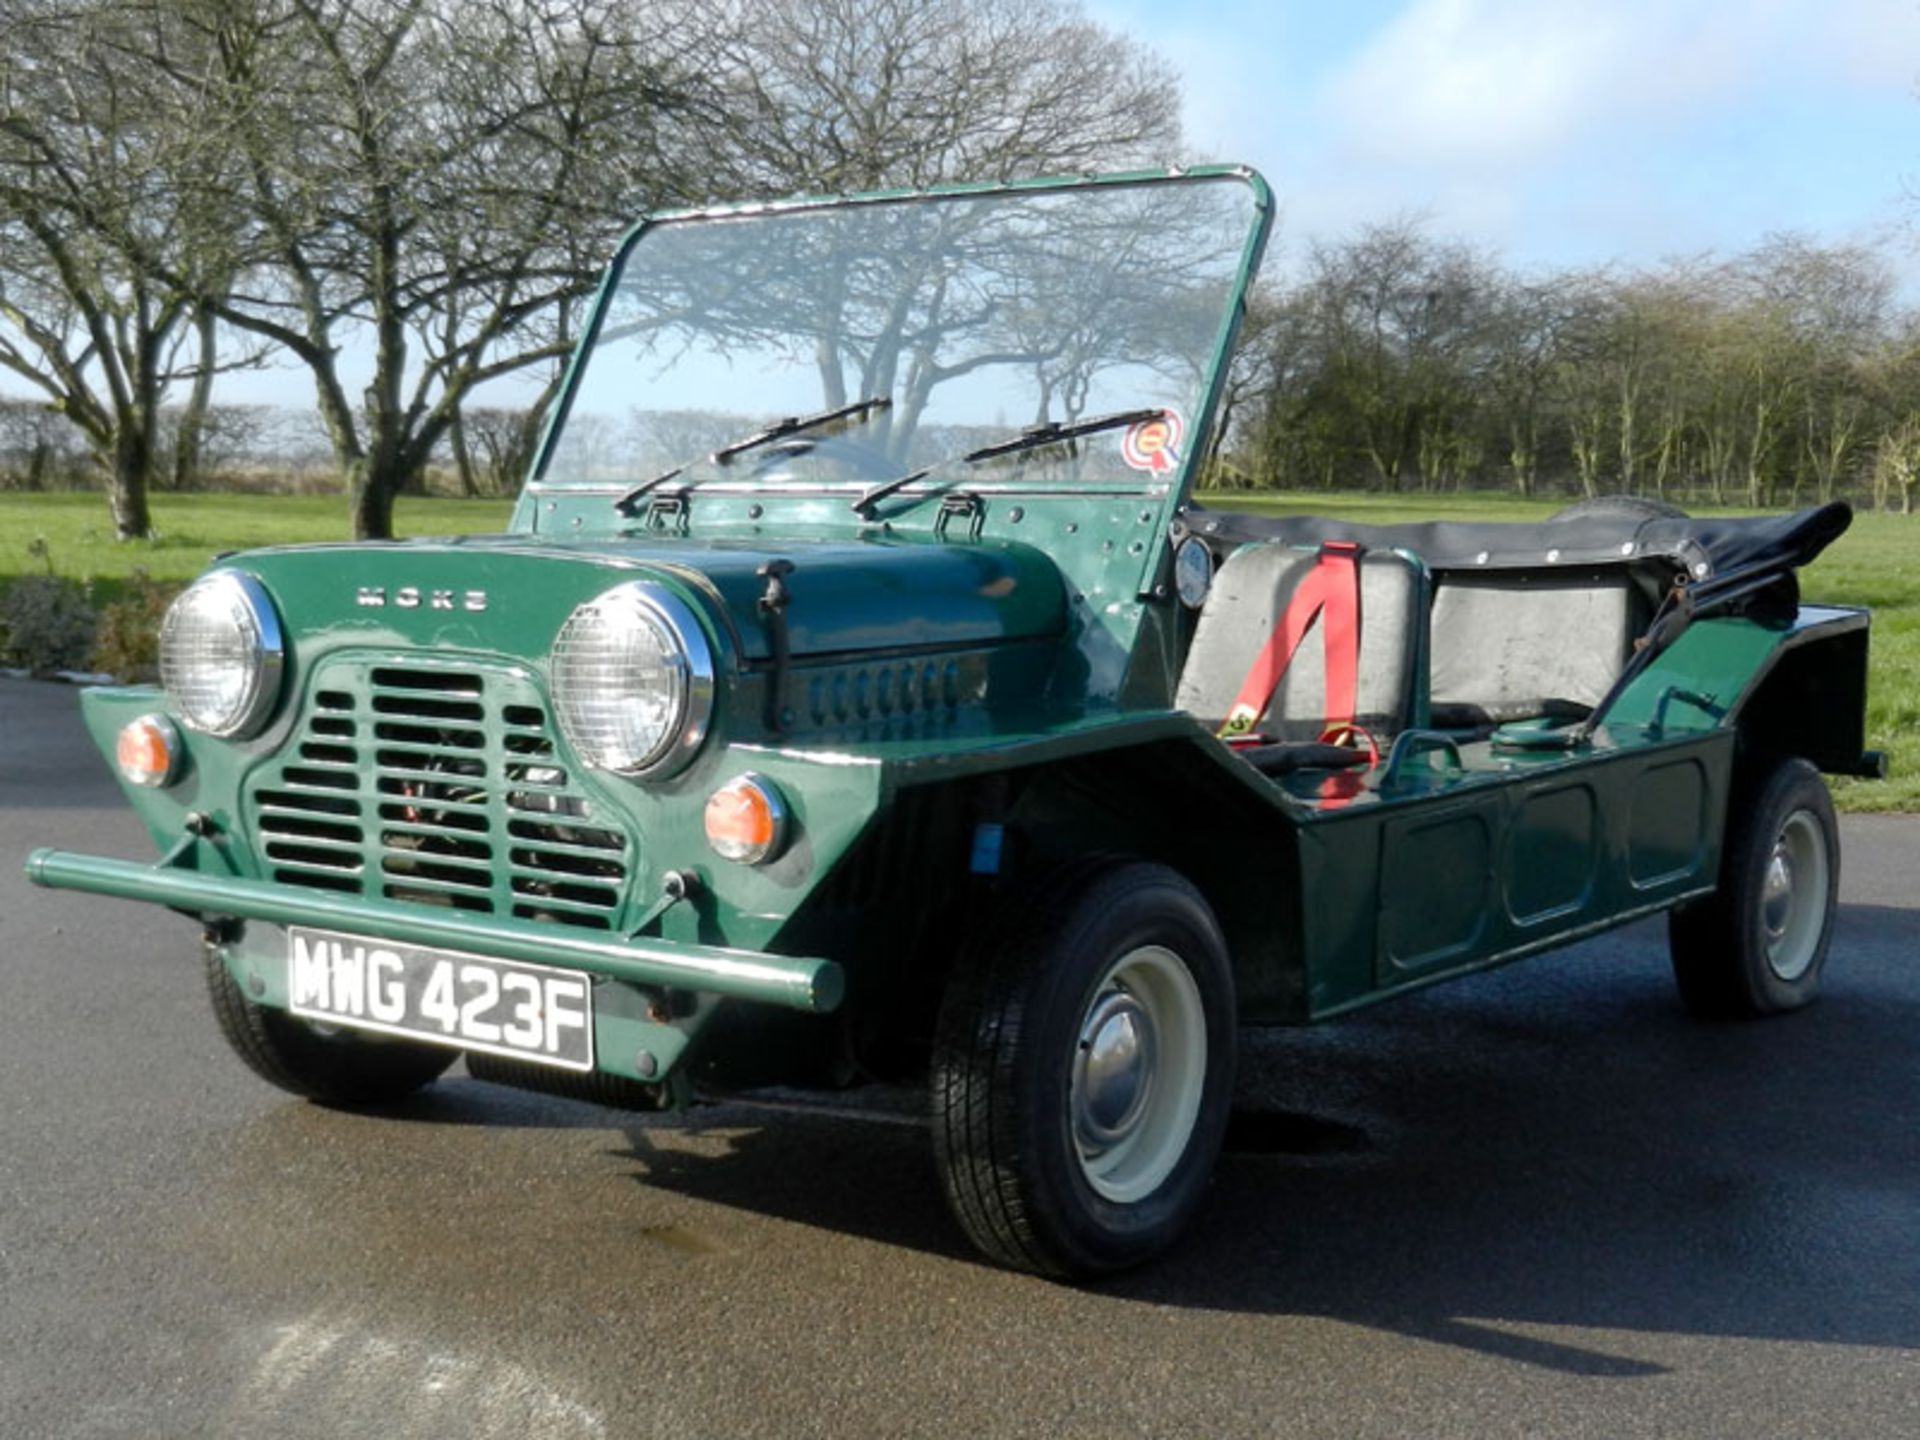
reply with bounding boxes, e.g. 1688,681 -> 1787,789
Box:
704,774 -> 790,865
116,714 -> 181,789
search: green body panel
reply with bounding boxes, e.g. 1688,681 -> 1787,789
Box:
284,531 -> 1072,661
1285,731 -> 1733,1018
1607,606 -> 1869,736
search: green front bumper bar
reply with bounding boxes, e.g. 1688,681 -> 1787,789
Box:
24,848 -> 844,1014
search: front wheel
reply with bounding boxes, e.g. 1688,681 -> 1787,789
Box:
205,942 -> 456,1104
931,860 -> 1236,1278
1669,758 -> 1839,1018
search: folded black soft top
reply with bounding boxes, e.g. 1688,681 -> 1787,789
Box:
1188,501 -> 1853,581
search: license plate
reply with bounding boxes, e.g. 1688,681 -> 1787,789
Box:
287,926 -> 594,1071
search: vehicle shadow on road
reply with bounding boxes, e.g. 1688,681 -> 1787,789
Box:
570,912 -> 1920,1375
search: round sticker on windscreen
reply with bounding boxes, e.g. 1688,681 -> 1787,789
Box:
1121,410 -> 1183,473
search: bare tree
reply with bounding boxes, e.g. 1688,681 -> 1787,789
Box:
0,0 -> 243,537
165,0 -> 721,538
719,0 -> 1181,193
452,406 -> 548,497
0,397 -> 90,490
1480,276 -> 1568,495
1277,219 -> 1497,491
1744,235 -> 1892,504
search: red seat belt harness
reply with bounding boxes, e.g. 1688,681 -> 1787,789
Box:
1218,542 -> 1363,742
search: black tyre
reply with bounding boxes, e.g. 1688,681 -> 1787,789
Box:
932,860 -> 1236,1278
1550,494 -> 1689,522
205,942 -> 455,1104
1669,758 -> 1839,1018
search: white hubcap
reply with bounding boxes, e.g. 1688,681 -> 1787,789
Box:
1761,809 -> 1828,983
1069,945 -> 1207,1205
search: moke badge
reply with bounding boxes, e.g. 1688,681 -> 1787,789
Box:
356,586 -> 488,612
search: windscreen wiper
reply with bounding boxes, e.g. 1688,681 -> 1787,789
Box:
616,395 -> 891,516
961,407 -> 1166,464
851,406 -> 1166,516
711,394 -> 891,464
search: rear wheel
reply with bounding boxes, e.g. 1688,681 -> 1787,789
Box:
932,860 -> 1235,1278
1669,758 -> 1839,1018
205,942 -> 455,1104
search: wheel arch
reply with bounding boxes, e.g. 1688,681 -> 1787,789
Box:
994,736 -> 1307,1022
1727,618 -> 1880,779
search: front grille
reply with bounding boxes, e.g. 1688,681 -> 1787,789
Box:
249,662 -> 632,929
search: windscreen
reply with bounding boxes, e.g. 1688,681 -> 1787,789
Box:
536,175 -> 1262,496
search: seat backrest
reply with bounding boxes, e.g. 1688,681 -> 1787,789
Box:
1176,544 -> 1429,742
1428,572 -> 1639,723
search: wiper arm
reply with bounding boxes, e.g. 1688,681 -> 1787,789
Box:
615,395 -> 891,516
850,407 -> 1166,517
711,395 -> 891,463
961,407 -> 1165,463
613,467 -> 689,517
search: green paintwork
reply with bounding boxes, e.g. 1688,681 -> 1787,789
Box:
24,168 -> 1878,1099
1606,609 -> 1835,733
285,533 -> 1073,661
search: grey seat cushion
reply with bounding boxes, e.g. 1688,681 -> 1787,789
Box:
1429,575 -> 1635,717
1176,545 -> 1427,742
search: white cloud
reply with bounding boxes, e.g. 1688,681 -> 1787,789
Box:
1324,1 -> 1639,168
1319,0 -> 1920,176
1253,0 -> 1920,275
1810,0 -> 1920,87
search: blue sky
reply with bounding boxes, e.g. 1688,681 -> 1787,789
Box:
1090,0 -> 1920,287
9,0 -> 1917,414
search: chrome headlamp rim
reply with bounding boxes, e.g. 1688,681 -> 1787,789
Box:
159,570 -> 285,739
551,581 -> 715,780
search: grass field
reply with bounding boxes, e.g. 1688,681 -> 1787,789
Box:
0,492 -> 516,599
4,488 -> 1914,810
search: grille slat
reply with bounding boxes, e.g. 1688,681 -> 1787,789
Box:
506,826 -> 625,858
375,776 -> 488,807
276,868 -> 360,893
258,791 -> 362,818
297,742 -> 358,766
374,721 -> 486,750
281,767 -> 359,792
376,749 -> 486,777
248,662 -> 631,929
379,825 -> 493,859
266,842 -> 364,871
385,884 -> 491,912
372,694 -> 484,722
510,874 -> 619,906
380,857 -> 494,891
378,801 -> 489,834
511,851 -> 625,883
260,821 -> 361,848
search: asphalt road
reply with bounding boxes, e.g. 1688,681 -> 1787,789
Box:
4,674 -> 1919,1439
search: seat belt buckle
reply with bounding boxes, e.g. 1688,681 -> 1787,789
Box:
1219,705 -> 1261,740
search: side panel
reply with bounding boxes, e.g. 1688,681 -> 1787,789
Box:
982,726 -> 1737,1026
1504,781 -> 1600,925
1294,733 -> 1735,1018
1378,798 -> 1499,975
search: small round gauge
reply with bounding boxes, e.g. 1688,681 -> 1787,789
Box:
1174,535 -> 1214,609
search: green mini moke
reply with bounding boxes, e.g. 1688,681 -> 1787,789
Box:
29,168 -> 1883,1277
